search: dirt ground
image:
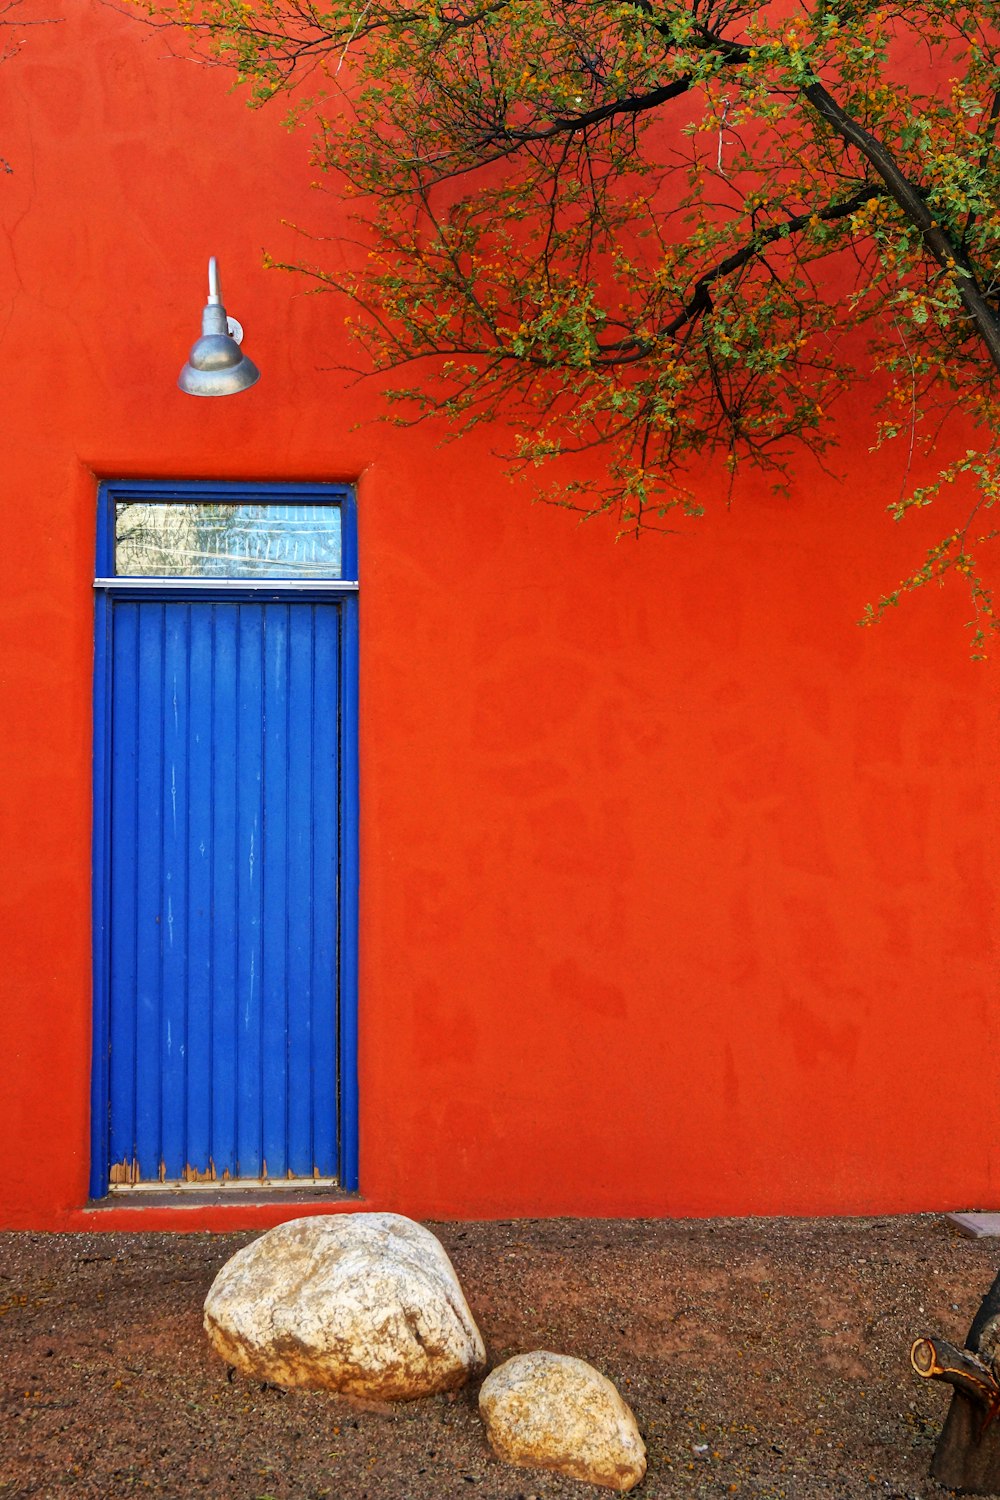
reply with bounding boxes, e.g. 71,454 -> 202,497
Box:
0,1214 -> 997,1499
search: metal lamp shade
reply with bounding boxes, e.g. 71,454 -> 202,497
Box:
179,258 -> 260,398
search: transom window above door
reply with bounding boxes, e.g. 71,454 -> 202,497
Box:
114,500 -> 344,579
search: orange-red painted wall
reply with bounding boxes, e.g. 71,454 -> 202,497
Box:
0,0 -> 997,1230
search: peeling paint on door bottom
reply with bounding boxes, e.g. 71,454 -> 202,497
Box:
107,1157 -> 339,1193
107,1176 -> 341,1194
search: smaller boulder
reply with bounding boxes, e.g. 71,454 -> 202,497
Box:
479,1350 -> 646,1492
204,1212 -> 485,1400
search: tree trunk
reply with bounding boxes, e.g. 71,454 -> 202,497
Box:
912,1269 -> 1000,1493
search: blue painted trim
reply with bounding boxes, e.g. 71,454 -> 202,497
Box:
91,479 -> 360,1198
90,500 -> 113,1199
340,485 -> 359,581
339,592 -> 360,1190
94,580 -> 359,594
338,482 -> 360,1188
102,479 -> 353,505
93,584 -> 357,603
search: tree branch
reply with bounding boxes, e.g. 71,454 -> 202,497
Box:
597,184 -> 883,362
803,78 -> 1000,374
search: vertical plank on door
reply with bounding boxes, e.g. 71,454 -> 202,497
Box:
186,605 -> 214,1177
286,606 -> 317,1177
108,603 -> 140,1178
236,604 -> 264,1178
261,604 -> 290,1175
210,605 -> 239,1177
311,608 -> 340,1176
133,604 -> 165,1180
160,605 -> 189,1176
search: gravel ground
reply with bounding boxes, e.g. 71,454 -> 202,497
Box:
0,1214 -> 996,1499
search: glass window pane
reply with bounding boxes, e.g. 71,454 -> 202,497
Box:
114,501 -> 343,579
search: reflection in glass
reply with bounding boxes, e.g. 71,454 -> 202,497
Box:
115,502 -> 343,579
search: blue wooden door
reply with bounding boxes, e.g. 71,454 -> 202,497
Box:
106,600 -> 341,1184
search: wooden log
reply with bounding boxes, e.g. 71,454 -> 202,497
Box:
914,1268 -> 1000,1493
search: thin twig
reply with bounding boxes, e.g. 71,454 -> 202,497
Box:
717,97 -> 730,179
893,316 -> 918,512
336,0 -> 374,75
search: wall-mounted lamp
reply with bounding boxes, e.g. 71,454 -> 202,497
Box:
178,257 -> 260,397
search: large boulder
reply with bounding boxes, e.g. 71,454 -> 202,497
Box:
203,1212 -> 486,1400
479,1350 -> 647,1492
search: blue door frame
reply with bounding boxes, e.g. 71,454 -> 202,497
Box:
91,480 -> 359,1198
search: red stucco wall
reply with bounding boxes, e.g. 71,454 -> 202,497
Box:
0,0 -> 997,1230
